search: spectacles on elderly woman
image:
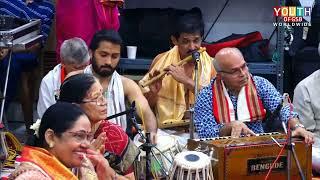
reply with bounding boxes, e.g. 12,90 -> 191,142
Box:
81,94 -> 106,106
66,131 -> 94,144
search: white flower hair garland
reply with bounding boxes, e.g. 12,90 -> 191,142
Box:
30,119 -> 41,138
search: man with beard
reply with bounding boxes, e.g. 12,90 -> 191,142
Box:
139,8 -> 216,129
193,47 -> 314,146
84,29 -> 158,143
37,38 -> 90,118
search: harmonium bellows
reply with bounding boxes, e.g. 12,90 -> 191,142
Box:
0,15 -> 42,50
188,132 -> 312,180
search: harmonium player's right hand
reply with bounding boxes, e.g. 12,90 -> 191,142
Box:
229,121 -> 256,138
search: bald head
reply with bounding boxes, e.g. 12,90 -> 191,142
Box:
213,47 -> 249,93
214,47 -> 245,72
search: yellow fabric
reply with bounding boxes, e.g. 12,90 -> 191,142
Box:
20,146 -> 78,180
139,46 -> 216,128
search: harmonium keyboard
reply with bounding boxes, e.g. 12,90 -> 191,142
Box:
188,132 -> 312,180
0,15 -> 42,50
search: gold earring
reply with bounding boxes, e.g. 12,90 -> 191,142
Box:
49,142 -> 54,148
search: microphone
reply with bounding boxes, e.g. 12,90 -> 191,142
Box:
281,93 -> 290,134
106,101 -> 136,120
128,101 -> 142,134
192,51 -> 200,63
130,101 -> 136,113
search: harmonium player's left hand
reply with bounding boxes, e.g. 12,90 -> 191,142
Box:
291,126 -> 314,145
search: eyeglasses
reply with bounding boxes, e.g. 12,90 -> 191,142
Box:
66,131 -> 94,144
81,94 -> 106,106
220,63 -> 248,77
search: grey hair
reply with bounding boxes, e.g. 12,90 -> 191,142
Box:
60,37 -> 90,65
212,58 -> 222,72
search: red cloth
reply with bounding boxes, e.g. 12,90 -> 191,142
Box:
56,0 -> 120,63
94,120 -> 128,156
203,31 -> 263,57
60,66 -> 66,83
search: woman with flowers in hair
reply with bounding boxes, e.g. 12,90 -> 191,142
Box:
9,102 -> 117,179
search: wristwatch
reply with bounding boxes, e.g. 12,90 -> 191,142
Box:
291,123 -> 305,130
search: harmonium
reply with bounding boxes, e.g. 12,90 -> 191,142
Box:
188,132 -> 312,180
0,15 -> 42,50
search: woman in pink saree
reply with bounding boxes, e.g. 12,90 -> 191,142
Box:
56,0 -> 123,62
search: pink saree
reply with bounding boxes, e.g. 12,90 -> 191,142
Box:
56,0 -> 121,62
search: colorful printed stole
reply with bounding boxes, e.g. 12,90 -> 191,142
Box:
212,75 -> 266,124
20,146 -> 78,180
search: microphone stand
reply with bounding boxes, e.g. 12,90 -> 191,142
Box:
189,51 -> 200,139
282,122 -> 305,180
106,109 -> 132,120
0,49 -> 12,166
128,101 -> 171,179
0,49 -> 12,130
281,94 -> 305,180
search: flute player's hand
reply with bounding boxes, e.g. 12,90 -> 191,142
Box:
149,70 -> 163,94
164,65 -> 193,86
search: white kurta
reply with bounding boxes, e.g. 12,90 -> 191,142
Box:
293,69 -> 320,138
37,64 -> 62,118
294,69 -> 320,174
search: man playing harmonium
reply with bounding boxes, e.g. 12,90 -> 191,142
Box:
139,8 -> 216,129
194,47 -> 314,145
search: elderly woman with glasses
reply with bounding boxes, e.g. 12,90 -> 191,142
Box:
58,73 -> 138,179
9,102 -> 115,179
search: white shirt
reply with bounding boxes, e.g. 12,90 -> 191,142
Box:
37,64 -> 62,118
293,69 -> 320,138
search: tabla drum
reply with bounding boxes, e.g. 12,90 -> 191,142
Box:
169,151 -> 214,180
134,134 -> 180,179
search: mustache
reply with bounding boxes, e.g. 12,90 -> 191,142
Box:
100,65 -> 113,69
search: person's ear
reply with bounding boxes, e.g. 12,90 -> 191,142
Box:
216,73 -> 222,79
170,35 -> 178,46
44,129 -> 56,148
